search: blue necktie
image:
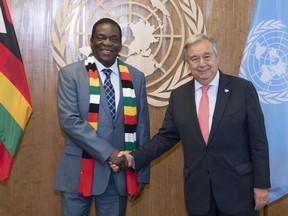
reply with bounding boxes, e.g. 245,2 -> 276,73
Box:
102,69 -> 116,120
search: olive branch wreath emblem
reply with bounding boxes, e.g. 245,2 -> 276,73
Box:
51,0 -> 206,107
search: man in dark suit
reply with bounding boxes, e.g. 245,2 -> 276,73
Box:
112,34 -> 270,216
54,18 -> 150,216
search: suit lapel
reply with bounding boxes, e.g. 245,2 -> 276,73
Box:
208,71 -> 231,144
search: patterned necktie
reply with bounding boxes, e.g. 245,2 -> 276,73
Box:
198,85 -> 210,144
102,68 -> 116,120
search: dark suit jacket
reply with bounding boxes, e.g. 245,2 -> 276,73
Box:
55,59 -> 150,196
132,71 -> 270,215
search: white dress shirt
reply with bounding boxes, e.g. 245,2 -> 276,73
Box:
194,71 -> 219,131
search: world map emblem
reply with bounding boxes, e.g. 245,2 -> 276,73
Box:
51,0 -> 206,107
239,20 -> 288,104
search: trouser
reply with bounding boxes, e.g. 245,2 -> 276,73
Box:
190,185 -> 259,216
61,173 -> 127,216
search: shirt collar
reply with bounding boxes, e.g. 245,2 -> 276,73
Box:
93,57 -> 119,75
195,70 -> 220,91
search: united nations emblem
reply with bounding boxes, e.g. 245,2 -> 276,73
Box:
239,20 -> 288,104
51,0 -> 206,106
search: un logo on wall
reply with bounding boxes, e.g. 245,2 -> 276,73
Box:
239,20 -> 288,104
51,0 -> 206,107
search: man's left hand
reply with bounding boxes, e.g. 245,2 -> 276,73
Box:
254,188 -> 268,211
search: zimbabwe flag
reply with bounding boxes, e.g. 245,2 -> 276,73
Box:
0,0 -> 32,181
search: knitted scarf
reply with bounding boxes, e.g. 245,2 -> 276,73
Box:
78,53 -> 138,197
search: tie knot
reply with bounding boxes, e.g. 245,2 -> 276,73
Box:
102,68 -> 112,78
202,85 -> 209,94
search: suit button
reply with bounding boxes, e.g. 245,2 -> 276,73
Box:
205,148 -> 209,152
205,170 -> 209,174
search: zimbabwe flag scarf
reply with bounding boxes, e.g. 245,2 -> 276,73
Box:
78,53 -> 138,197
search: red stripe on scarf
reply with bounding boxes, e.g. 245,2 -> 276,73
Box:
120,72 -> 131,80
88,69 -> 98,78
87,112 -> 98,122
124,115 -> 137,125
78,158 -> 95,197
126,169 -> 138,195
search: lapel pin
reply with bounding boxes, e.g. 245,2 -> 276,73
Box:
224,89 -> 229,93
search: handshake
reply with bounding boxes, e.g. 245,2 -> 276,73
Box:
108,149 -> 134,172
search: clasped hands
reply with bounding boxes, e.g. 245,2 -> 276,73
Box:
109,150 -> 145,202
108,150 -> 133,172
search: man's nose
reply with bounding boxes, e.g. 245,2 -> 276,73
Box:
199,57 -> 206,65
103,38 -> 112,45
